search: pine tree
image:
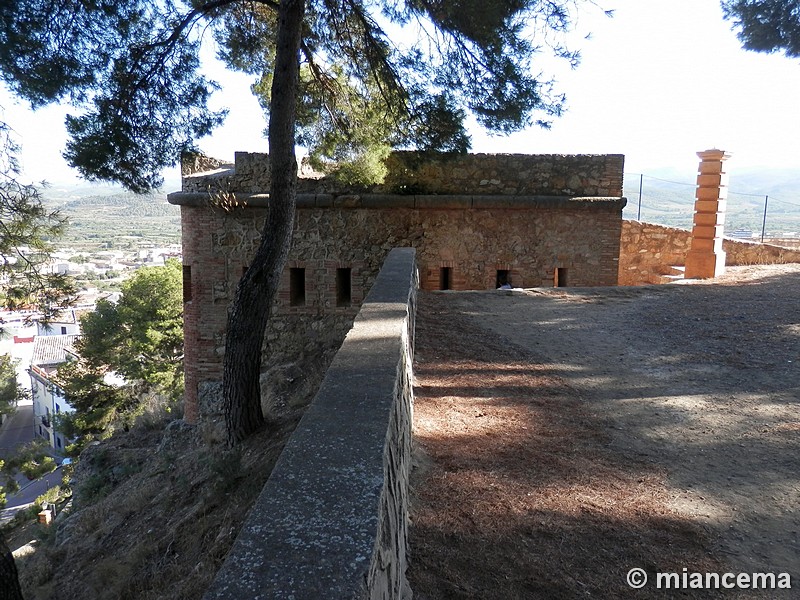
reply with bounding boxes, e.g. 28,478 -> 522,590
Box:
0,529 -> 24,600
722,0 -> 800,57
0,0 -> 602,443
0,121 -> 76,320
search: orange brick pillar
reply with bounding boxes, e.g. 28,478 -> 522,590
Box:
685,149 -> 731,279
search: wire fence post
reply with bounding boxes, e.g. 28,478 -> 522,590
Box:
761,195 -> 769,243
637,173 -> 643,221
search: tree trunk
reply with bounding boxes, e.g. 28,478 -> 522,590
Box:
222,0 -> 306,445
0,531 -> 24,600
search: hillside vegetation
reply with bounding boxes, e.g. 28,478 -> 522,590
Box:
623,169 -> 800,236
41,186 -> 181,250
10,422 -> 293,600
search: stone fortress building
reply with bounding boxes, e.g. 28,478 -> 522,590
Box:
168,151 -> 627,421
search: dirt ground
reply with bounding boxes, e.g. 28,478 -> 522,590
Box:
408,264 -> 800,599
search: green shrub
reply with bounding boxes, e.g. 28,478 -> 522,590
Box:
36,485 -> 65,507
21,455 -> 57,480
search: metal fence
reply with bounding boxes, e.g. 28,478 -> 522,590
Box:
622,173 -> 800,243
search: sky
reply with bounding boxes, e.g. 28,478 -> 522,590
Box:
1,0 -> 799,187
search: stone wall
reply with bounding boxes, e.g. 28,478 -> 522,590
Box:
182,151 -> 624,197
178,204 -> 364,424
172,151 -> 625,419
177,197 -> 623,410
724,236 -> 800,265
618,221 -> 693,285
619,220 -> 800,285
181,152 -> 233,177
203,248 -> 417,600
380,152 -> 624,196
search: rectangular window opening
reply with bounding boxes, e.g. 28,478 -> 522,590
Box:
496,269 -> 511,289
439,267 -> 452,291
290,268 -> 306,307
555,268 -> 569,288
60,326 -> 67,335
182,265 -> 192,302
336,268 -> 352,307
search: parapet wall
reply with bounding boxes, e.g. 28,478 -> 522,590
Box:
619,220 -> 800,285
182,151 -> 624,197
724,236 -> 800,265
204,248 -> 417,600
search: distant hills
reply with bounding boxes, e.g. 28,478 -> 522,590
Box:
34,166 -> 800,249
40,184 -> 180,250
622,168 -> 800,236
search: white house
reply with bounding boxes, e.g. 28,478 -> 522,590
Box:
36,309 -> 82,337
0,311 -> 41,425
29,334 -> 80,451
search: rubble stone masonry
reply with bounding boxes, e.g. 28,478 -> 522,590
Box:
171,152 -> 626,419
619,220 -> 800,285
182,151 -> 624,197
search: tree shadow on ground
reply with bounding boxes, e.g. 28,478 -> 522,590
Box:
408,278 -> 798,599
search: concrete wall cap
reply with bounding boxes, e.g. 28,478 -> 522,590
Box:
203,248 -> 417,600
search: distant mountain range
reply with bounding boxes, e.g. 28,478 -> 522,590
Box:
623,168 -> 800,236
35,166 -> 800,246
41,176 -> 182,200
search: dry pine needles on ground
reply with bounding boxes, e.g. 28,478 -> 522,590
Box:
408,292 -> 725,600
